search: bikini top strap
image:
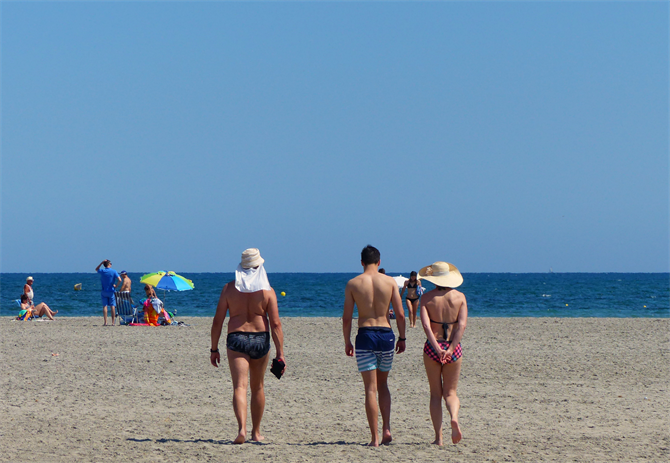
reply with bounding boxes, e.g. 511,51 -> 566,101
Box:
429,318 -> 455,340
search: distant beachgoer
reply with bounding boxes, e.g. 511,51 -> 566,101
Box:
343,245 -> 406,447
23,276 -> 34,304
418,261 -> 468,445
144,284 -> 157,299
400,271 -> 420,328
18,294 -> 57,320
210,248 -> 285,444
119,271 -> 132,292
95,260 -> 121,326
378,268 -> 386,274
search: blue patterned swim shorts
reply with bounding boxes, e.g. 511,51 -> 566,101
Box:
355,327 -> 395,372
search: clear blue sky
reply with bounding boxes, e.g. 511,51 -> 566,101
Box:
2,1 -> 668,273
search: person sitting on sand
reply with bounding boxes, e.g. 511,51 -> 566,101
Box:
24,276 -> 35,304
210,248 -> 285,444
18,294 -> 57,320
144,284 -> 157,299
343,245 -> 406,447
418,261 -> 468,445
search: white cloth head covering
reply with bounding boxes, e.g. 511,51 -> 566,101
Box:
235,264 -> 271,293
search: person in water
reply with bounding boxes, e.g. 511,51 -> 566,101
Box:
18,294 -> 57,320
418,261 -> 468,445
210,248 -> 285,444
400,271 -> 421,328
343,245 -> 406,447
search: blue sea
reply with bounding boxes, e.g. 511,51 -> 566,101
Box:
1,273 -> 668,318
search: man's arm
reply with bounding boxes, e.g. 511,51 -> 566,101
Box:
114,275 -> 122,290
390,282 -> 406,354
210,284 -> 230,367
342,282 -> 355,356
266,289 -> 285,365
95,261 -> 106,271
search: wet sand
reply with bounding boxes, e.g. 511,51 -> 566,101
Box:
1,317 -> 668,462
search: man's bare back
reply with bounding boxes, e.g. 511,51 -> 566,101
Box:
346,271 -> 402,328
120,276 -> 131,292
220,282 -> 273,333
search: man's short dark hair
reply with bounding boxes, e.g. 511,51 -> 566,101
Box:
361,245 -> 381,266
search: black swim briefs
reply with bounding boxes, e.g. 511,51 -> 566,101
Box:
226,331 -> 271,360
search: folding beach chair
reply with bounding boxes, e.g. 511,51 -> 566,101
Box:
115,291 -> 139,325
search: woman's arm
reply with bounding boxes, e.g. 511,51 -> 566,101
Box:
420,300 -> 444,355
444,295 -> 468,356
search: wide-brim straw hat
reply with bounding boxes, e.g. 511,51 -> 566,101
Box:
27,276 -> 34,282
418,261 -> 463,288
240,248 -> 265,269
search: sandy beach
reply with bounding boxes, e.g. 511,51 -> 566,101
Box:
1,316 -> 668,462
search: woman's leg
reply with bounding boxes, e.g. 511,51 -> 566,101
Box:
405,299 -> 415,327
248,353 -> 270,442
227,350 -> 250,444
411,299 -> 420,327
423,352 -> 445,445
442,359 -> 462,444
34,303 -> 56,320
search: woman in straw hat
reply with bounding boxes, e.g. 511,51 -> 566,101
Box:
418,261 -> 468,445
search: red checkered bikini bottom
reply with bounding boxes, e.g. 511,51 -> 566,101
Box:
424,340 -> 462,365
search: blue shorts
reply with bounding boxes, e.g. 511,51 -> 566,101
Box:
101,293 -> 116,307
355,327 -> 395,373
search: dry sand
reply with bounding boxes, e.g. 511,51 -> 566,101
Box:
1,317 -> 668,462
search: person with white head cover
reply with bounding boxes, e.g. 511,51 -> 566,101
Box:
24,276 -> 35,304
210,248 -> 285,444
418,261 -> 468,446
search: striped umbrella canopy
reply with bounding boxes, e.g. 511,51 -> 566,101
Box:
140,271 -> 194,291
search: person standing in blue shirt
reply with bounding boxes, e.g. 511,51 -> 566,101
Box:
96,259 -> 121,326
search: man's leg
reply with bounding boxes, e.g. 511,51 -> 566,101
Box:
360,369 -> 379,446
227,350 -> 250,444
103,306 -> 108,326
110,306 -> 116,326
442,360 -> 462,444
248,354 -> 270,441
376,370 -> 393,444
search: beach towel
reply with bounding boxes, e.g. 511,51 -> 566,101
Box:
143,299 -> 159,326
17,309 -> 32,321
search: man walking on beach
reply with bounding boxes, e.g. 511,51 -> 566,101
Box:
210,248 -> 285,444
96,259 -> 121,326
343,245 -> 406,446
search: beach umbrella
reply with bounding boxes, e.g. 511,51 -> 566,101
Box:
140,271 -> 194,291
140,271 -> 194,313
392,275 -> 408,290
